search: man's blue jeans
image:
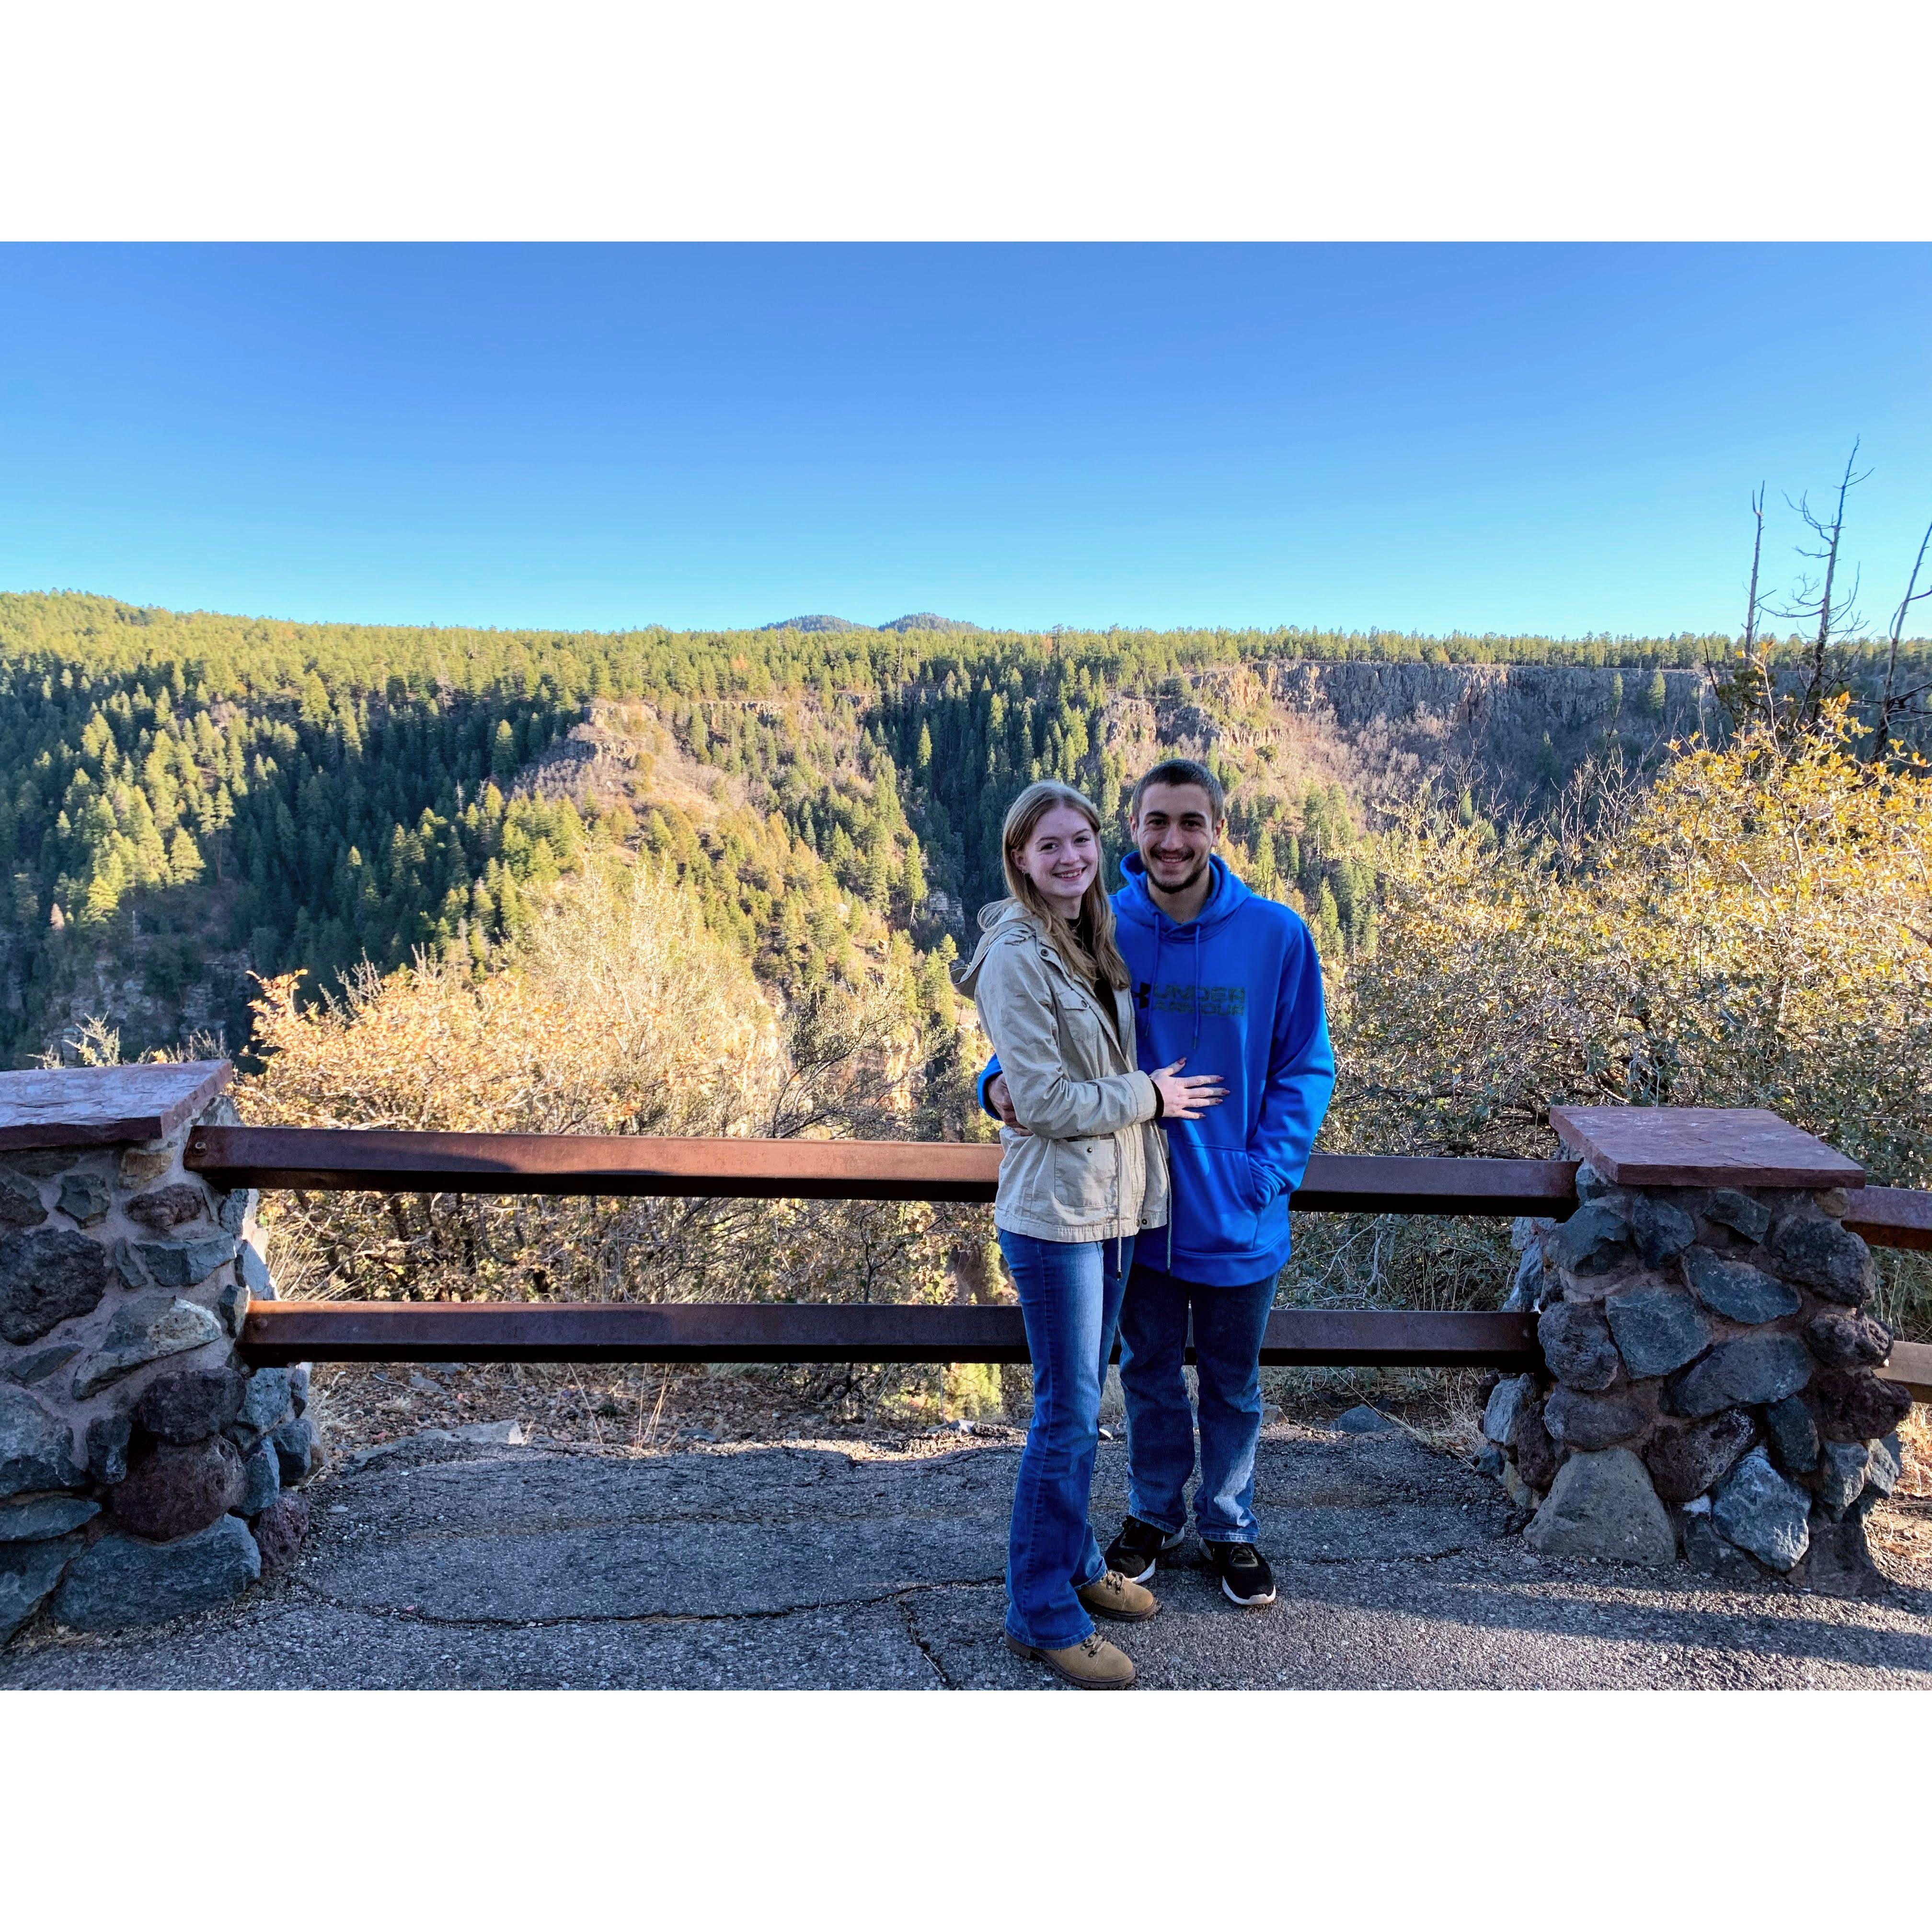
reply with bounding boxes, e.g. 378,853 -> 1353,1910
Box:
997,1229 -> 1133,1649
1117,1262 -> 1277,1545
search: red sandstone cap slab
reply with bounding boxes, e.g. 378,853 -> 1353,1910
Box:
0,1060 -> 233,1150
1547,1105 -> 1863,1190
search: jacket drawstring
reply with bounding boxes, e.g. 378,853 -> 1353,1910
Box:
1121,970 -> 1170,1278
1164,1144 -> 1174,1273
1148,915 -> 1175,1274
1153,914 -> 1201,1272
1191,920 -> 1203,1055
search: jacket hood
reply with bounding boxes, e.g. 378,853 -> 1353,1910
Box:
953,897 -> 1035,1000
1116,851 -> 1253,935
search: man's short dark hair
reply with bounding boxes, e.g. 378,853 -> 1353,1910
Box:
1128,758 -> 1225,826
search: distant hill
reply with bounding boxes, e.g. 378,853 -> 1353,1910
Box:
760,613 -> 982,634
878,614 -> 982,634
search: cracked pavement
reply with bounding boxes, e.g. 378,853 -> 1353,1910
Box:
4,1424 -> 1929,1689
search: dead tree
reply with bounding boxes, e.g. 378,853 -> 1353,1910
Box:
1872,514 -> 1932,766
1708,449 -> 1932,763
1703,483 -> 1775,740
1770,440 -> 1872,734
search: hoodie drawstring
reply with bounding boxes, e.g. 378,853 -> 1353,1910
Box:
1164,1158 -> 1174,1272
1191,920 -> 1203,1056
1160,909 -> 1204,1271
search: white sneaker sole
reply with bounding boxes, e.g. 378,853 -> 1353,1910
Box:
1111,1535 -> 1186,1586
1219,1575 -> 1278,1608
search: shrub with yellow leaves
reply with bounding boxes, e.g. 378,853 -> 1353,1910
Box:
246,860 -> 783,1141
1299,700 -> 1932,1338
238,862 -> 980,1331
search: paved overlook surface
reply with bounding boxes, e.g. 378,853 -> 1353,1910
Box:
4,1423 -> 1930,1690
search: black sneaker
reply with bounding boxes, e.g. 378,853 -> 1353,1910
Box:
1203,1541 -> 1276,1607
1104,1515 -> 1185,1584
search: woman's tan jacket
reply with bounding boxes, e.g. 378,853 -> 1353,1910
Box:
954,899 -> 1170,1244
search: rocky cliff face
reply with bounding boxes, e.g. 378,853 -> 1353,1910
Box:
5,901 -> 253,1072
1163,658 -> 1711,814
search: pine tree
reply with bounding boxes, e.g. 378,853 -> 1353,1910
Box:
1313,879 -> 1343,959
166,828 -> 204,885
491,719 -> 518,783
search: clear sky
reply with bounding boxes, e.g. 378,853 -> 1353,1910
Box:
1,244 -> 1927,638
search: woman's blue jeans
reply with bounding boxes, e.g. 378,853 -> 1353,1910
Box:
997,1229 -> 1133,1649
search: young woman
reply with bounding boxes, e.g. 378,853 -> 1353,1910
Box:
956,780 -> 1224,1689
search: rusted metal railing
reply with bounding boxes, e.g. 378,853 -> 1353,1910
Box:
180,1126 -> 1931,1394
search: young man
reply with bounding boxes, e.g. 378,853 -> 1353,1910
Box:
980,757 -> 1334,1606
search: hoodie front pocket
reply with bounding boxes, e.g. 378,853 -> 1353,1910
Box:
1051,1136 -> 1116,1217
1166,1139 -> 1265,1254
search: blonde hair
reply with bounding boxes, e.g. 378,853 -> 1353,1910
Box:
1000,781 -> 1130,991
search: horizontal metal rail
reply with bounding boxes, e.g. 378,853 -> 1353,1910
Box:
189,1127 -> 1004,1203
185,1127 -> 1584,1219
237,1301 -> 1544,1370
188,1127 -> 1932,1251
195,1127 -> 1927,1392
1879,1339 -> 1932,1404
1845,1186 -> 1932,1253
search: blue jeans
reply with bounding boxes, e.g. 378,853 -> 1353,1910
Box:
1117,1262 -> 1277,1545
997,1229 -> 1133,1649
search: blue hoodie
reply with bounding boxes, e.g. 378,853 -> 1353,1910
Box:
978,853 -> 1335,1285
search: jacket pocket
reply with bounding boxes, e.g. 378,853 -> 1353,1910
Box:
1057,990 -> 1110,1070
1051,1135 -> 1117,1218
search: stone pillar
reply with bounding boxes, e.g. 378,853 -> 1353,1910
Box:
1483,1106 -> 1909,1595
0,1061 -> 311,1644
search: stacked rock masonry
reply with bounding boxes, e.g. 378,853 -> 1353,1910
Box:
0,1063 -> 314,1644
1484,1165 -> 1908,1594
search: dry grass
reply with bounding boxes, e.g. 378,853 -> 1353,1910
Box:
309,1357 -> 1023,1460
1261,1365 -> 1492,1458
1898,1403 -> 1932,1498
305,1355 -> 1502,1467
1862,1402 -> 1932,1578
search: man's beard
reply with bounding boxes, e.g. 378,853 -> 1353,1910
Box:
1144,851 -> 1208,898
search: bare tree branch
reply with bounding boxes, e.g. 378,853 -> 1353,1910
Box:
1766,442 -> 1873,735
1874,512 -> 1932,765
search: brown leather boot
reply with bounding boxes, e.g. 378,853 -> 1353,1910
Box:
1076,1567 -> 1161,1622
1005,1630 -> 1138,1689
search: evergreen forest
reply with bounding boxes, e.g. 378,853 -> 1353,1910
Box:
2,588 -> 1927,1078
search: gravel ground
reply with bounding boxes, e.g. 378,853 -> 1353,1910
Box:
5,1418 -> 1928,1690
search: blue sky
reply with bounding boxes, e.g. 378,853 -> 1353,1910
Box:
1,244 -> 1927,637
